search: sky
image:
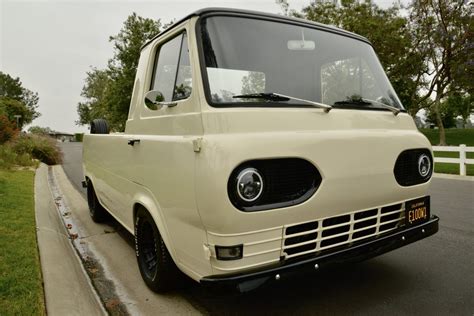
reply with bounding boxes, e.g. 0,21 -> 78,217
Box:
1,0 -> 405,133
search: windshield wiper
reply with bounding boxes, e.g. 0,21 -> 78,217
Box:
334,98 -> 400,116
363,98 -> 401,115
233,93 -> 332,113
233,93 -> 288,102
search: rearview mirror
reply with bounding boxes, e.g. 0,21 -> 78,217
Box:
287,40 -> 315,51
144,90 -> 177,110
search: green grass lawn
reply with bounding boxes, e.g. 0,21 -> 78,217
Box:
0,169 -> 45,315
419,129 -> 474,176
419,128 -> 474,146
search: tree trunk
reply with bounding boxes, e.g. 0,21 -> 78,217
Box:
433,95 -> 447,145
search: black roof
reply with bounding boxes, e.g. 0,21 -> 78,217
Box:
141,7 -> 370,50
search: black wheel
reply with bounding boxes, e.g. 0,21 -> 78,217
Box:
90,119 -> 109,134
86,179 -> 109,223
135,207 -> 180,292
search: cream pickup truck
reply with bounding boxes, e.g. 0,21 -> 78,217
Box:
83,8 -> 439,292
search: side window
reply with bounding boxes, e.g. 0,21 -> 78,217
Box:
150,32 -> 192,104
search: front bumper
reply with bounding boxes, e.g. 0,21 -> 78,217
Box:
200,215 -> 439,292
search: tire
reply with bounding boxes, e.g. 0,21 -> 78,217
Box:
86,179 -> 109,223
135,207 -> 180,292
90,119 -> 109,134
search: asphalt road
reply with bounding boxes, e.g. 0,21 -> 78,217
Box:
60,142 -> 474,315
60,142 -> 86,195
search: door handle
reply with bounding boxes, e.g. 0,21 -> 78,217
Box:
127,139 -> 140,146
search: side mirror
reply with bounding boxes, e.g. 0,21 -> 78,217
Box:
144,90 -> 177,110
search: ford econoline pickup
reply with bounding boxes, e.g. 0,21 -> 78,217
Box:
83,8 -> 439,292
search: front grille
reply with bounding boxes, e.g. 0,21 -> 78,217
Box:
263,159 -> 320,204
283,221 -> 318,255
394,149 -> 433,186
229,158 -> 322,212
282,203 -> 405,259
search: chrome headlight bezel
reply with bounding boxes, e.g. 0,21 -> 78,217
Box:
236,168 -> 264,202
418,153 -> 431,178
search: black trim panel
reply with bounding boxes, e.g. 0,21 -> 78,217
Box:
200,216 -> 439,291
227,158 -> 322,212
394,148 -> 433,186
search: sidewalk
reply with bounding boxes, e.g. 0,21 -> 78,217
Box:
35,164 -> 106,316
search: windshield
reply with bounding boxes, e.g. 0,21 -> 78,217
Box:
199,16 -> 404,111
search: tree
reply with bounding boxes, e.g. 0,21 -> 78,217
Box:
28,125 -> 54,135
77,13 -> 163,131
449,4 -> 474,96
0,71 -> 40,124
446,93 -> 473,128
0,72 -> 22,99
276,0 -> 290,16
426,99 -> 457,129
0,97 -> 36,129
409,0 -> 472,144
0,115 -> 18,144
76,69 -> 111,126
300,0 -> 425,114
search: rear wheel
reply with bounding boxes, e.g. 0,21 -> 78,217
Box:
86,179 -> 109,222
135,207 -> 179,292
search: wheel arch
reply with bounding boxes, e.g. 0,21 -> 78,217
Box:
132,195 -> 178,265
85,172 -> 179,265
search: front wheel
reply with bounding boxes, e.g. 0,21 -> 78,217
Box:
135,208 -> 180,292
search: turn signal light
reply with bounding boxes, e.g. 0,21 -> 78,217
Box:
215,245 -> 243,260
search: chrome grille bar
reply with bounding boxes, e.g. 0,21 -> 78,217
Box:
282,202 -> 405,259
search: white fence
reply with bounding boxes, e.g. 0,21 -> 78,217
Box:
432,144 -> 474,176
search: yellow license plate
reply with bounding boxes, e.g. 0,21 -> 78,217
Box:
405,196 -> 430,226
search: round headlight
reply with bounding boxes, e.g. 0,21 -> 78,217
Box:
418,154 -> 431,178
236,168 -> 263,202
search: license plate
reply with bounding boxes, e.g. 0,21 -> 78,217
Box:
405,196 -> 430,226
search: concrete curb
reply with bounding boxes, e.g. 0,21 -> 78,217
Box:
35,164 -> 106,316
433,173 -> 474,181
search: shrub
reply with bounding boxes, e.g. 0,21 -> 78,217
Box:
0,145 -> 18,169
75,133 -> 84,142
11,134 -> 62,165
0,144 -> 34,169
0,115 -> 18,144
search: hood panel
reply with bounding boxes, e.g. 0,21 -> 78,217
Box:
201,108 -> 416,134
